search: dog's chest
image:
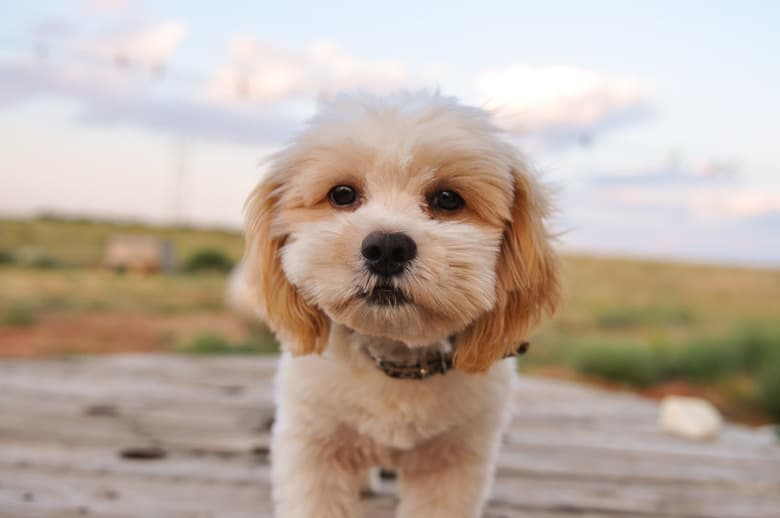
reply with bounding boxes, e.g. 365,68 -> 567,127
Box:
278,352 -> 513,450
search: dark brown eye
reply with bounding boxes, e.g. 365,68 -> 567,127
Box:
431,190 -> 464,211
328,185 -> 358,206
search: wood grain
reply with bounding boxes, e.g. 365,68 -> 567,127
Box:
0,355 -> 777,517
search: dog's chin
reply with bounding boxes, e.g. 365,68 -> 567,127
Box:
359,284 -> 410,307
321,289 -> 462,347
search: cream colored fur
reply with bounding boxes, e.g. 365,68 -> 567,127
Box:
244,91 -> 560,518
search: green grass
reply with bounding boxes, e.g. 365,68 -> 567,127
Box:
29,254 -> 64,269
597,304 -> 695,330
2,216 -> 780,422
2,304 -> 38,327
0,216 -> 243,269
565,326 -> 780,391
759,351 -> 780,422
0,268 -> 229,315
0,249 -> 14,265
179,328 -> 279,355
569,340 -> 666,387
183,248 -> 235,273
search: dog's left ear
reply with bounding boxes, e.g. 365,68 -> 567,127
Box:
244,173 -> 330,356
453,162 -> 561,373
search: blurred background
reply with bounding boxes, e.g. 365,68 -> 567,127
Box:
1,0 -> 779,429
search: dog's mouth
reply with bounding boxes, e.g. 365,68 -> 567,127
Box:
360,283 -> 410,307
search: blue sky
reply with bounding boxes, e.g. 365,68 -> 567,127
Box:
1,1 -> 779,265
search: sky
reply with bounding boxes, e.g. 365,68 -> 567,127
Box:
1,0 -> 779,266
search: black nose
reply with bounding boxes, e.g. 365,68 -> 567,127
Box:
361,231 -> 417,277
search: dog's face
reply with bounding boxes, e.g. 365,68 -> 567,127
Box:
245,92 -> 560,373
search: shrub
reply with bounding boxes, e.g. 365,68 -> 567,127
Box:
759,351 -> 780,422
596,309 -> 643,329
673,339 -> 743,382
597,305 -> 694,330
0,249 -> 14,265
29,254 -> 63,269
180,328 -> 279,355
2,305 -> 37,327
731,327 -> 779,373
570,342 -> 664,388
183,248 -> 235,273
672,328 -> 780,381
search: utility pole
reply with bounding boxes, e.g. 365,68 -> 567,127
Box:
170,135 -> 191,226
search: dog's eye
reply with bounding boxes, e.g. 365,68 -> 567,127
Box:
328,185 -> 358,207
431,190 -> 465,211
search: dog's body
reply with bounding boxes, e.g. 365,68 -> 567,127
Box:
273,329 -> 514,517
244,91 -> 559,517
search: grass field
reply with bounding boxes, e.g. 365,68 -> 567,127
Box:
1,216 -> 779,425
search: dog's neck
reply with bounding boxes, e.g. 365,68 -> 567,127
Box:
332,324 -> 530,380
345,328 -> 454,380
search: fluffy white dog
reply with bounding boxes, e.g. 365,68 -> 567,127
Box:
244,91 -> 560,518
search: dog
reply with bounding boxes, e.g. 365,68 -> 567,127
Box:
243,91 -> 560,518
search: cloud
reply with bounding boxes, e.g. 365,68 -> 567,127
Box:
0,59 -> 295,146
0,26 -> 448,146
78,94 -> 298,145
602,187 -> 780,219
0,20 -> 296,146
2,23 -> 654,151
556,182 -> 780,266
475,65 -> 651,149
86,0 -> 132,14
30,17 -> 80,41
207,37 -> 439,104
590,153 -> 740,187
88,20 -> 188,71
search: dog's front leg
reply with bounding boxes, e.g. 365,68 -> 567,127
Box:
271,421 -> 365,518
396,414 -> 505,518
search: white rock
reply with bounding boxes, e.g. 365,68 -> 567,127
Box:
659,396 -> 723,440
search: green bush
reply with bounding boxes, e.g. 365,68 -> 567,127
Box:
759,351 -> 780,422
597,305 -> 694,330
731,327 -> 779,373
673,339 -> 743,381
183,248 -> 235,273
29,254 -> 63,269
2,305 -> 37,327
0,249 -> 14,265
179,328 -> 278,355
672,329 -> 780,381
570,342 -> 664,388
566,327 -> 780,392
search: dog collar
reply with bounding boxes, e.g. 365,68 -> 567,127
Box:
364,341 -> 530,380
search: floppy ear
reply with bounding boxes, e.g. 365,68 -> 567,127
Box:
453,164 -> 561,373
243,174 -> 330,356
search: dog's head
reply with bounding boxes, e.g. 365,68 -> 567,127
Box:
245,92 -> 560,373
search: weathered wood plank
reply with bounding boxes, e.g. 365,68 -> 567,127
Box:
0,355 -> 777,518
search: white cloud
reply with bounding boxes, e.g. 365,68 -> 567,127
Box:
86,0 -> 132,13
89,20 -> 188,71
1,19 -> 190,103
589,153 -> 741,187
690,158 -> 740,179
0,19 -> 295,145
207,37 -> 438,104
475,65 -> 651,147
607,187 -> 780,218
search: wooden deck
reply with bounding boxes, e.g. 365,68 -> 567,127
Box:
0,355 -> 778,517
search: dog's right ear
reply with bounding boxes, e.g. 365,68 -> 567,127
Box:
243,173 -> 330,356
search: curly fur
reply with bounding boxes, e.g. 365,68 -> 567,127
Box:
244,91 -> 560,518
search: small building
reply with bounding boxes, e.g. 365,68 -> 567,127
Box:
104,235 -> 175,273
